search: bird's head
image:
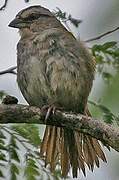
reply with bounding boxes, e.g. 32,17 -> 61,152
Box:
8,5 -> 54,29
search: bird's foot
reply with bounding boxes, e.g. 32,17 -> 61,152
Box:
41,104 -> 63,123
45,105 -> 56,122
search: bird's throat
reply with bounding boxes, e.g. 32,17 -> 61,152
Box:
19,28 -> 34,39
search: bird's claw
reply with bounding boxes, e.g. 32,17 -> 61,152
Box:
45,106 -> 56,122
41,105 -> 57,123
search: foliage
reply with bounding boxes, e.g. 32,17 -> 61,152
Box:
54,7 -> 82,27
24,157 -> 40,180
89,101 -> 119,125
92,41 -> 119,82
11,124 -> 41,147
0,125 -> 61,180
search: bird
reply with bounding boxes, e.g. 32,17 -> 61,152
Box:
9,5 -> 107,178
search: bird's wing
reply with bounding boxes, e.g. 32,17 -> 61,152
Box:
32,28 -> 94,110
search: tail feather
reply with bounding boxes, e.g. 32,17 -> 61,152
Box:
87,137 -> 100,168
45,127 -> 52,165
50,127 -> 57,171
83,135 -> 95,171
45,126 -> 57,168
90,138 -> 107,162
64,129 -> 79,178
84,135 -> 102,171
40,126 -> 50,157
61,129 -> 70,177
74,132 -> 86,176
40,109 -> 107,178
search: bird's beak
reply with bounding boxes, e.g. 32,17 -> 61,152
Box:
8,18 -> 27,28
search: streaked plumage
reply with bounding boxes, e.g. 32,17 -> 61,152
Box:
9,6 -> 106,178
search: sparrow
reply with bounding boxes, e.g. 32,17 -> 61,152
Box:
9,5 -> 107,178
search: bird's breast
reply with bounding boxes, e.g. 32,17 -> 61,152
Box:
17,30 -> 94,113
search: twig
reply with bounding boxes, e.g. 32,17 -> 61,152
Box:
0,103 -> 119,152
85,26 -> 119,42
0,0 -> 30,10
0,66 -> 17,75
0,0 -> 8,10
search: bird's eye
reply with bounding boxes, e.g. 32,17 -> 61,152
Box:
24,14 -> 40,21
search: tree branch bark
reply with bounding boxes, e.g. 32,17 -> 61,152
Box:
0,103 -> 119,152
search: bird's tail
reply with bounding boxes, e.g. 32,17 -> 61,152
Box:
40,110 -> 107,178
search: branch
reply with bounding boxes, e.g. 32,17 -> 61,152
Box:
0,103 -> 119,152
0,0 -> 8,10
0,0 -> 30,11
85,26 -> 119,42
0,66 -> 17,75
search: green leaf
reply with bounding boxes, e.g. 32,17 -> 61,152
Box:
0,130 -> 6,139
10,136 -> 19,149
12,124 -> 41,147
68,14 -> 82,27
92,41 -> 119,83
53,169 -> 62,179
0,169 -> 4,177
103,113 -> 113,124
89,101 -> 114,124
0,126 -> 60,179
11,163 -> 19,174
0,144 -> 7,151
54,7 -> 66,20
8,136 -> 20,162
24,158 -> 40,180
98,104 -> 111,113
95,55 -> 104,64
10,163 -> 19,180
0,139 -> 5,145
92,44 -> 103,53
102,72 -> 113,81
9,147 -> 20,162
98,104 -> 114,124
54,8 -> 82,27
0,152 -> 7,161
0,139 -> 7,150
102,41 -> 117,50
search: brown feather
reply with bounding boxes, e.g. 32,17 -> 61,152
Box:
40,126 -> 50,157
64,129 -> 79,177
74,132 -> 86,176
50,127 -> 58,172
45,126 -> 55,166
61,129 -> 70,177
40,124 -> 107,177
83,135 -> 95,171
90,138 -> 107,162
85,136 -> 99,170
84,107 -> 107,164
